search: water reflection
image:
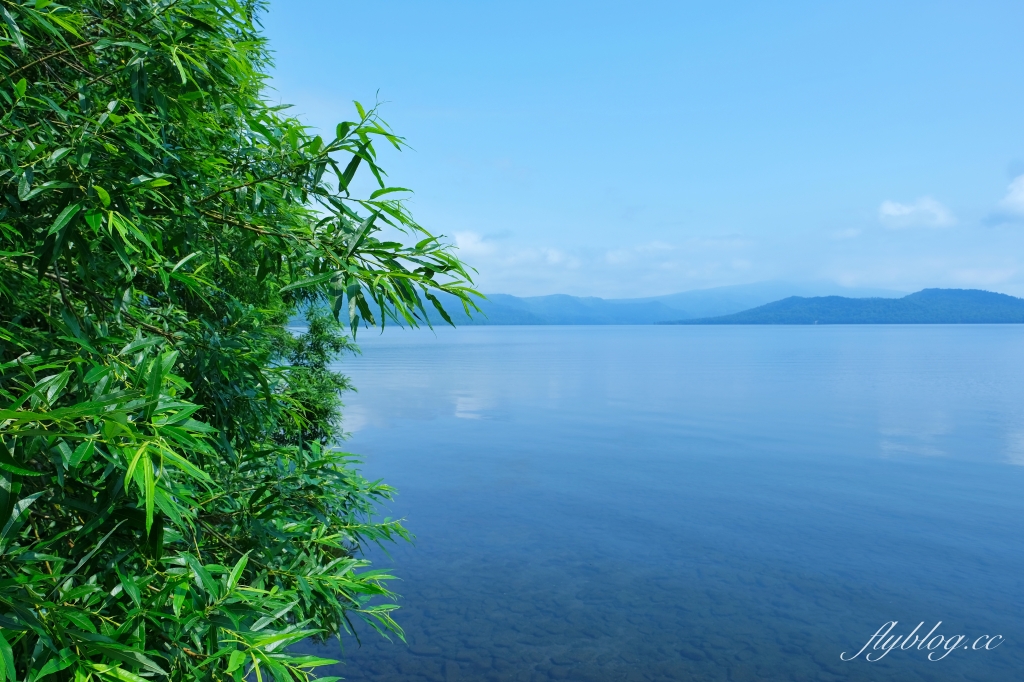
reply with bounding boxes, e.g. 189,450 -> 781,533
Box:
299,326 -> 1024,681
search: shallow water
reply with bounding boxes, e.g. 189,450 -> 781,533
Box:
299,325 -> 1024,681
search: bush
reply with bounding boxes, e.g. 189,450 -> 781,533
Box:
0,1 -> 477,680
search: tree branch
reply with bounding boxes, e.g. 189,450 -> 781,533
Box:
8,42 -> 97,79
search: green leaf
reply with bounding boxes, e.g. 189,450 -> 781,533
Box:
0,630 -> 15,682
125,444 -> 147,492
0,440 -> 42,477
226,650 -> 246,673
119,336 -> 163,356
84,365 -> 110,383
14,78 -> 27,99
369,187 -> 411,200
116,566 -> 142,607
170,47 -> 188,84
158,448 -> 211,482
46,147 -> 71,166
0,491 -> 44,548
184,554 -> 220,598
227,552 -> 249,592
32,652 -> 77,681
17,174 -> 31,201
142,452 -> 155,533
279,271 -> 335,293
171,251 -> 200,272
90,665 -> 149,682
93,185 -> 111,207
0,6 -> 25,53
144,353 -> 172,420
338,147 -> 364,190
84,208 -> 104,231
22,181 -> 76,201
47,203 -> 81,236
426,292 -> 454,326
69,441 -> 95,469
346,211 -> 379,258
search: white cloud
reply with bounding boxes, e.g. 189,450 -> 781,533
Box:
542,248 -> 574,266
997,175 -> 1024,217
454,231 -> 497,257
879,197 -> 955,229
458,236 -> 583,281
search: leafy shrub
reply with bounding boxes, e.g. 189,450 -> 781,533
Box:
0,1 -> 477,680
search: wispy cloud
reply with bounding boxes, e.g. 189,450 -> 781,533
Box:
980,175 -> 1024,225
539,248 -> 574,266
455,232 -> 582,273
454,231 -> 498,257
448,212 -> 1024,298
992,175 -> 1024,222
603,237 -> 750,268
879,197 -> 955,229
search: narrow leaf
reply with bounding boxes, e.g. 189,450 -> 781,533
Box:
227,552 -> 249,592
368,187 -> 410,200
0,630 -> 15,682
279,271 -> 335,294
47,203 -> 81,236
346,212 -> 378,258
0,6 -> 25,53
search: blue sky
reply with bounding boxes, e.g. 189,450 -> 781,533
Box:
264,1 -> 1024,298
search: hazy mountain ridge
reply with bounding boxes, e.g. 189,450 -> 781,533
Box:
666,289 -> 1024,325
427,282 -> 907,326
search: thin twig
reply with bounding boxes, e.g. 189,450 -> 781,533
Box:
195,149 -> 337,205
8,41 -> 97,79
197,209 -> 297,240
197,518 -> 265,568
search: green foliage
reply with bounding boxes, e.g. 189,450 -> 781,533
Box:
0,1 -> 478,680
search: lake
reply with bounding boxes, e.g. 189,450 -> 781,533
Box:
299,325 -> 1024,681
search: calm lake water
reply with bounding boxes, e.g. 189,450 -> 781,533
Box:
300,325 -> 1024,681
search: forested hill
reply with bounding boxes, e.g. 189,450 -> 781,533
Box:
378,283 -> 905,326
666,289 -> 1024,325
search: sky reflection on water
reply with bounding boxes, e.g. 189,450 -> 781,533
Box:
299,326 -> 1024,681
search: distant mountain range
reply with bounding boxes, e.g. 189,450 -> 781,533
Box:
299,283 -> 1024,327
428,282 -> 906,325
665,289 -> 1024,325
